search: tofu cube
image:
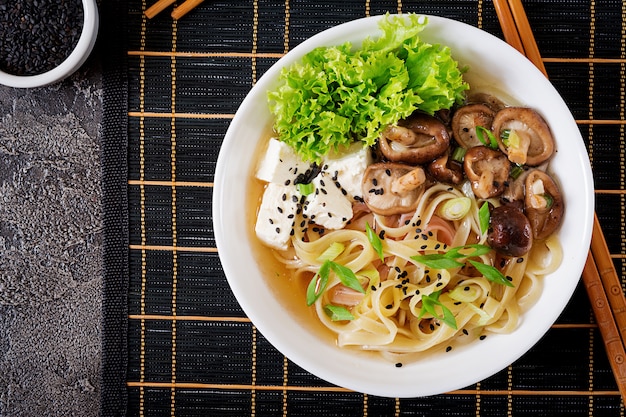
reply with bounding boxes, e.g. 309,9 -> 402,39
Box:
323,142 -> 372,201
303,171 -> 353,230
255,183 -> 299,250
256,138 -> 311,185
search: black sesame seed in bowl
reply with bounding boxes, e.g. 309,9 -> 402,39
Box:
0,0 -> 99,88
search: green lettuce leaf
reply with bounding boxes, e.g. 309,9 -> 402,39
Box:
267,13 -> 469,162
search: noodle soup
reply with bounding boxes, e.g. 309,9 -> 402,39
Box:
251,92 -> 564,363
215,13 -> 593,397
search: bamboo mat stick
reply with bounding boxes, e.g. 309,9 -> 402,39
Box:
493,0 -> 626,401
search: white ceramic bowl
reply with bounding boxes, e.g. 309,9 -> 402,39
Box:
0,0 -> 99,88
213,14 -> 594,397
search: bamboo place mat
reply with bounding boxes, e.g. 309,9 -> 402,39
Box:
101,0 -> 626,415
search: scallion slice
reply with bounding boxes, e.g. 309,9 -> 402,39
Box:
475,126 -> 498,149
324,304 -> 355,321
418,290 -> 457,329
478,202 -> 490,235
366,222 -> 385,261
297,182 -> 315,196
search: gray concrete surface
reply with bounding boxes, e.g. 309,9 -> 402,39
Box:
0,56 -> 103,416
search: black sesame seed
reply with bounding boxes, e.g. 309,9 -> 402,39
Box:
420,245 -> 428,250
429,324 -> 435,331
321,188 -> 327,195
506,275 -> 513,281
414,289 -> 420,295
446,346 -> 452,352
372,178 -> 378,186
275,227 -> 281,233
480,335 -> 487,340
395,266 -> 401,273
282,193 -> 287,201
371,285 -> 377,291
341,188 -> 347,196
320,180 -> 326,187
284,179 -> 291,186
268,218 -> 274,224
395,362 -> 403,368
277,207 -> 283,214
462,329 -> 469,335
436,282 -> 443,287
385,169 -> 392,176
292,195 -> 298,203
517,258 -> 524,263
386,304 -> 393,309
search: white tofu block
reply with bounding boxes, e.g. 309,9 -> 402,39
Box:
304,171 -> 353,230
255,183 -> 299,250
323,142 -> 372,201
255,138 -> 311,185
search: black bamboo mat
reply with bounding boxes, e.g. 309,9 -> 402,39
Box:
101,0 -> 626,415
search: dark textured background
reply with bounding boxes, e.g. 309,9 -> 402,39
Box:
0,60 -> 103,414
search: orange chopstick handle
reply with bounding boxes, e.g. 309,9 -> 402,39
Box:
493,0 -> 525,54
583,253 -> 626,399
171,0 -> 204,19
591,213 -> 626,341
506,0 -> 548,76
145,0 -> 176,19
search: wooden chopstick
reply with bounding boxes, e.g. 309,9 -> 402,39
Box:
145,0 -> 204,19
492,0 -> 626,401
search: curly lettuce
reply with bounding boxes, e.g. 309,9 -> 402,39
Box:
267,14 -> 469,163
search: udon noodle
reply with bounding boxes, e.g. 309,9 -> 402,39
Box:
266,170 -> 562,361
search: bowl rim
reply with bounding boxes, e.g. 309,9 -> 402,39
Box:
214,13 -> 595,397
0,0 -> 99,88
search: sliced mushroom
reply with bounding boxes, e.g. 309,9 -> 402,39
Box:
379,113 -> 450,165
487,205 -> 533,256
463,146 -> 511,199
427,149 -> 464,185
492,107 -> 555,166
467,92 -> 507,112
524,170 -> 564,240
361,163 -> 425,216
451,103 -> 496,149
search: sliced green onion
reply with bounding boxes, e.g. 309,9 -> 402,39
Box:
510,163 -> 525,180
466,302 -> 493,326
478,202 -> 490,235
418,290 -> 457,329
438,197 -> 471,221
297,182 -> 315,196
504,129 -> 521,150
329,261 -> 366,294
542,193 -> 554,209
451,146 -> 467,163
316,242 -> 345,262
449,285 -> 479,303
324,304 -> 355,321
412,244 -> 491,270
306,261 -> 331,305
475,126 -> 498,149
411,253 -> 464,270
468,260 -> 514,287
445,244 -> 491,259
500,128 -> 511,142
365,222 -> 385,261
